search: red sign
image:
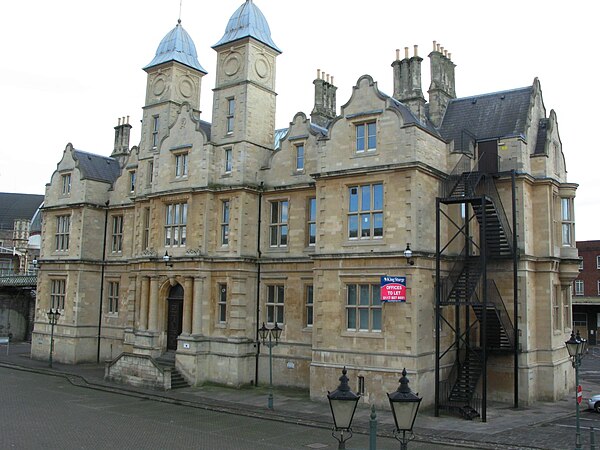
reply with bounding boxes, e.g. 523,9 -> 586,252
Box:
577,385 -> 583,404
381,276 -> 407,302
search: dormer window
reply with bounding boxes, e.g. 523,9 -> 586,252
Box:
61,173 -> 71,195
175,152 -> 188,178
226,98 -> 235,134
129,170 -> 136,193
356,121 -> 376,152
295,144 -> 305,171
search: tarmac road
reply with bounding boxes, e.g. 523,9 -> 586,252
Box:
0,366 -> 443,450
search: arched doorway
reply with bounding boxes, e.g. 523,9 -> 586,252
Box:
166,284 -> 184,350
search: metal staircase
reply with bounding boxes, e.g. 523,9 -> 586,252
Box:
435,153 -> 519,422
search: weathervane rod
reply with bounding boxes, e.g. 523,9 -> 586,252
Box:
178,0 -> 183,22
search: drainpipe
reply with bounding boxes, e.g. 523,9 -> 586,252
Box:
97,200 -> 109,363
254,182 -> 263,386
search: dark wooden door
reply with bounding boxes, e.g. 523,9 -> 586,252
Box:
166,284 -> 184,350
478,140 -> 498,174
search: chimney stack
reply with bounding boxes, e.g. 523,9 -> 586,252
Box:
311,69 -> 337,128
428,40 -> 456,128
392,45 -> 426,123
112,115 -> 132,161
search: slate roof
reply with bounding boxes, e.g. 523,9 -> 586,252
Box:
439,86 -> 533,150
144,20 -> 207,73
0,193 -> 44,230
213,0 -> 281,53
73,150 -> 121,183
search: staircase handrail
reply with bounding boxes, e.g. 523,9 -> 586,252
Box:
441,153 -> 475,198
486,279 -> 515,348
441,247 -> 469,303
476,175 -> 514,254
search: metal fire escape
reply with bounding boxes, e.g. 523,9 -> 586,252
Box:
435,154 -> 518,422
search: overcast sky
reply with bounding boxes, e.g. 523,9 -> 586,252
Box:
1,0 -> 597,240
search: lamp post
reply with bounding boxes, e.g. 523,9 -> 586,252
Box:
327,367 -> 360,449
258,322 -> 281,409
566,330 -> 588,450
388,368 -> 422,450
404,243 -> 414,265
47,308 -> 61,368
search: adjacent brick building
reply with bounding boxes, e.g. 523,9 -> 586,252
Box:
573,240 -> 600,344
31,1 -> 580,417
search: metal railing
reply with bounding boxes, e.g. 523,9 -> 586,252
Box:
0,273 -> 37,287
485,279 -> 515,348
475,176 -> 514,253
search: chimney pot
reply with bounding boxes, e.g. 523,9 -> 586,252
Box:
448,52 -> 452,60
317,68 -> 321,79
118,118 -> 121,126
433,40 -> 437,51
437,43 -> 441,52
331,75 -> 334,85
414,45 -> 418,57
127,115 -> 130,124
396,49 -> 400,61
404,47 -> 409,59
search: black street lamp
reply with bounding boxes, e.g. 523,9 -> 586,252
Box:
258,322 -> 281,409
47,308 -> 61,368
566,330 -> 588,450
327,367 -> 360,449
388,368 -> 422,450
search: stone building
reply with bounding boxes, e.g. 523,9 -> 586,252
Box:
0,192 -> 44,341
31,1 -> 580,417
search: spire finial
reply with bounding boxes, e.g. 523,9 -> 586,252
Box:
178,0 -> 183,24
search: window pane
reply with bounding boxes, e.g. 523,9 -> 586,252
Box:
270,226 -> 278,246
372,286 -> 381,305
309,198 -> 316,221
373,184 -> 383,210
309,224 -> 316,244
356,124 -> 365,151
267,305 -> 274,323
349,188 -> 358,212
359,285 -> 370,305
280,225 -> 288,245
367,122 -> 376,149
562,198 -> 570,220
361,185 -> 371,211
347,309 -> 356,329
348,215 -> 358,238
372,309 -> 382,331
373,213 -> 383,237
361,214 -> 371,237
277,285 -> 284,303
359,309 -> 369,330
271,202 -> 278,223
347,285 -> 357,305
281,201 -> 288,222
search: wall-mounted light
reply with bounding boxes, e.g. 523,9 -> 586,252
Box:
32,258 -> 39,269
404,243 -> 414,266
163,251 -> 173,267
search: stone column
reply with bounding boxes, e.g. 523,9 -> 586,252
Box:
192,276 -> 205,335
183,277 -> 193,335
139,276 -> 150,331
148,276 -> 159,331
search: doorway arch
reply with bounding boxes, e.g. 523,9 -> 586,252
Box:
166,283 -> 184,350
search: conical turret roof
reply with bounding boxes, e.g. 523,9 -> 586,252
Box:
144,20 -> 207,73
213,0 -> 281,53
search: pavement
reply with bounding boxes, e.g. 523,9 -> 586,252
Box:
2,342 -> 600,450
